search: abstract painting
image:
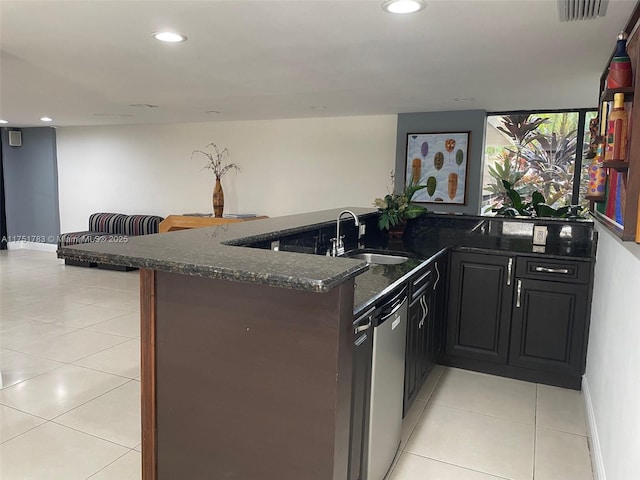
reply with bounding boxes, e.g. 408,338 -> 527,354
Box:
405,132 -> 470,205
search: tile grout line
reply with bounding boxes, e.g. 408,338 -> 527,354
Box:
403,451 -> 514,480
1,371 -> 133,426
49,414 -> 140,451
45,378 -> 136,424
426,401 -> 537,427
402,367 -> 445,450
0,346 -> 139,394
10,331 -> 132,364
84,448 -> 138,480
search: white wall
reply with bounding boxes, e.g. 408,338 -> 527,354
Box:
584,223 -> 640,480
56,115 -> 397,231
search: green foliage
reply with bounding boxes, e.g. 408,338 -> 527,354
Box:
484,112 -> 590,213
492,181 -> 585,219
496,114 -> 548,146
374,183 -> 427,231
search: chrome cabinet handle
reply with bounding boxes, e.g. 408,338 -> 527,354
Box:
355,333 -> 368,346
355,316 -> 372,334
418,297 -> 424,329
414,269 -> 432,287
516,280 -> 522,308
418,296 -> 429,329
535,266 -> 569,274
507,258 -> 513,286
434,262 -> 440,290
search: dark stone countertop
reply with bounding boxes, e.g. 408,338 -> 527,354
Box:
352,247 -> 447,315
59,208 -> 597,311
58,208 -> 377,293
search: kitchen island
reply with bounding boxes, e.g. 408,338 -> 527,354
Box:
58,208 -> 597,480
60,208 -> 386,480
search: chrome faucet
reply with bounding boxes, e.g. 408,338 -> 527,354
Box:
330,210 -> 360,256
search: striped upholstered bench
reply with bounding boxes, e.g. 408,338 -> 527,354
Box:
57,212 -> 163,269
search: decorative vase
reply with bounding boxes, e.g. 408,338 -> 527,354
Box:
213,178 -> 224,217
607,32 -> 633,89
388,219 -> 407,240
588,164 -> 607,197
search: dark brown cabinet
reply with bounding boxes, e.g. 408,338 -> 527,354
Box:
429,258 -> 447,364
446,252 -> 514,364
509,258 -> 591,377
403,257 -> 447,416
348,308 -> 373,480
404,269 -> 432,415
444,251 -> 593,389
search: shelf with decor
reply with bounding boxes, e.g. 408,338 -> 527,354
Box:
600,86 -> 635,103
588,4 -> 640,243
602,160 -> 630,171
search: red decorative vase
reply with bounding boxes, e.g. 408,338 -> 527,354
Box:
213,178 -> 224,217
607,32 -> 633,89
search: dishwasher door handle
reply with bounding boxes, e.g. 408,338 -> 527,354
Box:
379,296 -> 408,322
355,316 -> 372,334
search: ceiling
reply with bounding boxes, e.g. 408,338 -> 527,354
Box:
0,0 -> 636,128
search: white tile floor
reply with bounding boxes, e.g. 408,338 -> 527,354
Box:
390,367 -> 594,480
0,250 -> 594,479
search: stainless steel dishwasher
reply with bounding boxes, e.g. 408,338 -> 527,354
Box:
366,285 -> 408,480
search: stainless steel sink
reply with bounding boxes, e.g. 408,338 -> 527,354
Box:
347,252 -> 409,265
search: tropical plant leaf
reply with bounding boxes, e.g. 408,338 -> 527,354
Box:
378,215 -> 390,230
506,184 -> 524,211
531,191 -> 545,207
405,184 -> 427,201
496,115 -> 549,146
534,203 -> 556,217
404,204 -> 427,219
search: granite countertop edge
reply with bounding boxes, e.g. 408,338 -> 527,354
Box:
58,208 -> 596,294
58,208 -> 377,293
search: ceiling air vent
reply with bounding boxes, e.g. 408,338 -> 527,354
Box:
558,0 -> 608,21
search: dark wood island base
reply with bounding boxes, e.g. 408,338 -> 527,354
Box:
140,268 -> 356,480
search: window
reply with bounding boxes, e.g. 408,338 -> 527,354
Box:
482,110 -> 597,215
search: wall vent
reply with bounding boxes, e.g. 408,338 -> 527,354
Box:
8,130 -> 22,147
558,0 -> 608,21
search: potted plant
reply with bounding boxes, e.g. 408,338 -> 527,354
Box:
493,180 -> 585,218
374,174 -> 428,235
192,143 -> 240,217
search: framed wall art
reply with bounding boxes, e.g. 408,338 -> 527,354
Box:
405,131 -> 470,205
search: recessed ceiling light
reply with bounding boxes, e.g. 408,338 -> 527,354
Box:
454,97 -> 475,102
205,110 -> 220,114
311,106 -> 327,110
0,120 -> 8,124
40,116 -> 53,122
152,32 -> 187,43
382,0 -> 426,14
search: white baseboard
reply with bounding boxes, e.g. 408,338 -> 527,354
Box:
7,241 -> 58,253
583,375 -> 606,480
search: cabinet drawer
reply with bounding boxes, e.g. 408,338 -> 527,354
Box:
516,257 -> 590,284
411,263 -> 435,300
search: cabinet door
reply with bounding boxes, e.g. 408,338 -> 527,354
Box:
349,312 -> 373,480
430,258 -> 447,363
403,295 -> 423,416
446,252 -> 514,364
419,289 -> 435,385
509,279 -> 589,376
